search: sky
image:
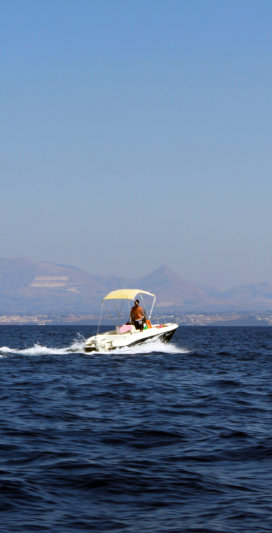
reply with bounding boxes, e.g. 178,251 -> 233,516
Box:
1,0 -> 272,288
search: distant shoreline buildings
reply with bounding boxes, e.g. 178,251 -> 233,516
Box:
1,312 -> 272,326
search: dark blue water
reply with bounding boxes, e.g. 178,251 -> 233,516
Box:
0,326 -> 272,532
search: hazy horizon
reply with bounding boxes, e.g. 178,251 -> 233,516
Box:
1,1 -> 272,287
1,255 -> 272,292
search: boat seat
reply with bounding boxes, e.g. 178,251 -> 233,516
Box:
116,324 -> 134,334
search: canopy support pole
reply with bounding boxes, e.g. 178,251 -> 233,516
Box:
149,296 -> 156,320
97,301 -> 104,334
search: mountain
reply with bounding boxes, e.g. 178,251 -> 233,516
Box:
137,265 -> 213,307
0,257 -> 114,314
220,282 -> 272,310
0,259 -> 211,314
1,257 -> 272,315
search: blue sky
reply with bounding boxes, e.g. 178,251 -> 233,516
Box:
1,0 -> 272,287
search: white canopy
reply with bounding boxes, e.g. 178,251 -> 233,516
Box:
103,289 -> 155,301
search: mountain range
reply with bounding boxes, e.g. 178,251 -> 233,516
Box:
1,257 -> 272,315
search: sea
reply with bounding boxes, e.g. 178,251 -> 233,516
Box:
0,325 -> 272,532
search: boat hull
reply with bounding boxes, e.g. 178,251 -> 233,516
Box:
84,323 -> 178,352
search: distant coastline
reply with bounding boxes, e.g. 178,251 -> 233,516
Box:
1,311 -> 272,326
2,258 -> 272,319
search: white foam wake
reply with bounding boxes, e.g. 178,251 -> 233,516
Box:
0,337 -> 188,357
0,338 -> 86,356
119,342 -> 188,355
89,339 -> 189,356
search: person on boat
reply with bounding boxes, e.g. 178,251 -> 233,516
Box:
130,299 -> 147,331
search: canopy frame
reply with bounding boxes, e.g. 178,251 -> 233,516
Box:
103,289 -> 155,301
97,289 -> 156,333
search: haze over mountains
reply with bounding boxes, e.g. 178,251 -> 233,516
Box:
1,257 -> 272,315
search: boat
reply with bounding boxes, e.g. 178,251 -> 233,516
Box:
84,289 -> 178,352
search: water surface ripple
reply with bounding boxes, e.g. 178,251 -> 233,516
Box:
0,326 -> 272,532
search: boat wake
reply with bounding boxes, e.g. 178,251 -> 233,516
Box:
105,339 -> 187,355
0,338 -> 86,357
0,338 -> 187,357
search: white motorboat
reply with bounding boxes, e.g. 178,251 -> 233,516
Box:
84,289 -> 178,352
